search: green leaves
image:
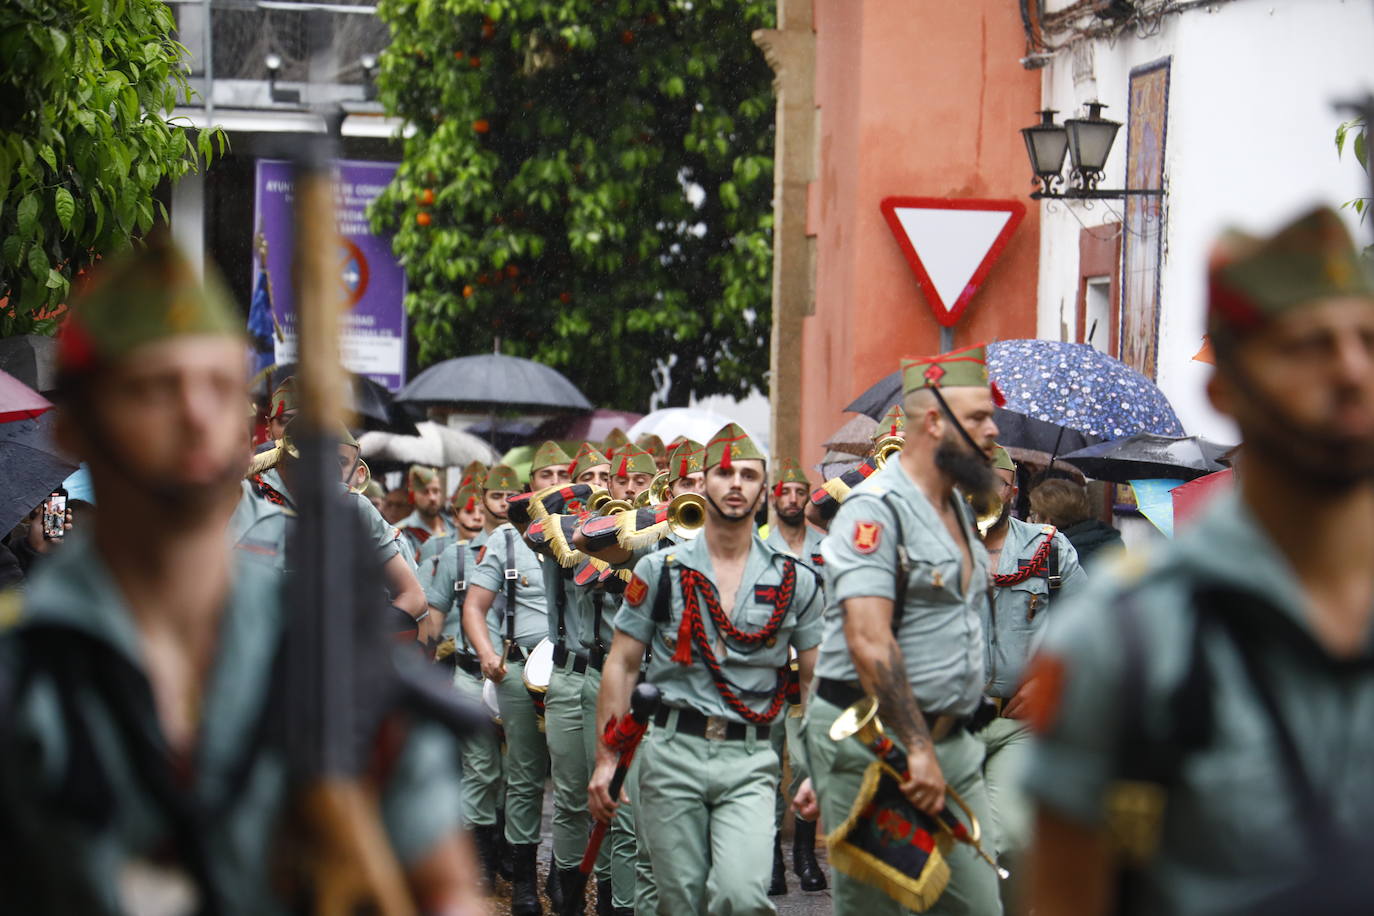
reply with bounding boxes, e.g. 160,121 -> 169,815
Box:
373,0 -> 777,408
0,0 -> 223,334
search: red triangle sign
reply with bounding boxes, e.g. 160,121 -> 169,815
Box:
880,197 -> 1026,328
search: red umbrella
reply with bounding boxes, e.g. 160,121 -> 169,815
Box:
1172,468 -> 1233,529
0,368 -> 52,423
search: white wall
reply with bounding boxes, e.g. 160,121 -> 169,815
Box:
1035,0 -> 1374,442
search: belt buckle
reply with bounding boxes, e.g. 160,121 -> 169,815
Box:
704,716 -> 728,742
505,568 -> 518,581
1048,574 -> 1063,590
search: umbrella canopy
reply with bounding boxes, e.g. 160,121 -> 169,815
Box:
1130,478 -> 1188,538
0,368 -> 53,424
843,339 -> 1184,440
259,363 -> 419,435
1173,468 -> 1234,528
0,412 -> 78,533
822,414 -> 878,458
0,335 -> 59,395
1059,433 -> 1233,484
537,408 -> 645,443
628,407 -> 769,454
358,421 -> 500,470
397,353 -> 593,413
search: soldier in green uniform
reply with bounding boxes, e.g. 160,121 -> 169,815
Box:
799,345 -> 1002,916
609,443 -> 657,504
1024,206 -> 1374,916
462,442 -> 568,915
264,376 -> 297,445
545,442 -> 611,908
666,439 -> 705,496
0,239 -> 480,913
419,482 -> 487,564
591,423 -> 824,916
637,433 -> 668,473
763,456 -> 828,895
425,478 -> 507,888
973,446 -> 1084,904
400,464 -> 457,554
804,408 -> 901,533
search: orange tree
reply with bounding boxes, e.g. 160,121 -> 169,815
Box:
371,0 -> 775,409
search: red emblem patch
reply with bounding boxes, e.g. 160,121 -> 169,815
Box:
476,546 -> 489,565
624,574 -> 649,607
1022,652 -> 1067,735
853,522 -> 882,554
923,363 -> 946,385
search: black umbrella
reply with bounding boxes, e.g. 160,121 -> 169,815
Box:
1058,433 -> 1233,483
0,334 -> 59,395
258,363 -> 419,435
397,353 -> 593,413
0,412 -> 79,534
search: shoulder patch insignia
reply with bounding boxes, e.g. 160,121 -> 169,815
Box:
853,521 -> 882,554
625,573 -> 649,607
1023,652 -> 1067,735
477,545 -> 489,565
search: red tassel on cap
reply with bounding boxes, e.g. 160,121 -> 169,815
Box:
617,457 -> 628,477
990,380 -> 1007,408
672,611 -> 694,665
678,457 -> 688,478
721,447 -> 732,471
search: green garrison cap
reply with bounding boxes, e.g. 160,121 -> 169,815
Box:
408,465 -> 439,493
992,445 -> 1016,473
773,457 -> 810,487
568,441 -> 610,480
270,377 -> 298,419
279,417 -> 358,455
1208,205 -> 1374,338
901,344 -> 991,395
666,439 -> 704,483
485,464 -> 523,492
875,404 -> 906,440
451,482 -> 482,512
636,433 -> 666,461
459,460 -> 489,490
59,236 -> 243,375
611,442 -> 657,478
704,423 -> 765,471
601,427 -> 631,459
362,479 -> 385,501
530,440 -> 573,473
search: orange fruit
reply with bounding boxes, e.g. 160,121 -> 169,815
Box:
416,212 -> 431,227
473,119 -> 490,134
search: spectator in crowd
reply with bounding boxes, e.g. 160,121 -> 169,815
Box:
1028,477 -> 1123,569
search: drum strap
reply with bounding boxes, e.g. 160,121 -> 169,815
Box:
592,591 -> 606,661
453,542 -> 469,652
553,558 -> 569,648
504,529 -> 517,647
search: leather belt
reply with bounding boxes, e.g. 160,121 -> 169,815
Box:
505,643 -> 530,663
552,642 -> 589,675
816,677 -> 965,742
988,696 -> 1020,720
588,648 -> 606,672
655,705 -> 771,742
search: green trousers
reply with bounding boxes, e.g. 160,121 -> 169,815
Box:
547,660 -> 591,869
451,663 -> 505,827
804,695 -> 1003,916
637,708 -> 780,915
975,716 -> 1031,913
494,655 -> 549,846
580,666 -> 644,910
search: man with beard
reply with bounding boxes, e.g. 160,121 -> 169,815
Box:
590,424 -> 824,915
0,240 -> 480,913
973,446 -> 1083,908
795,344 -> 1002,916
763,457 -> 828,895
400,465 -> 457,554
1025,207 -> 1374,916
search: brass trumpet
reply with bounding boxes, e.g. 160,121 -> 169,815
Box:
872,435 -> 904,468
829,695 -> 1008,878
348,458 -> 372,495
590,488 -> 634,516
647,471 -> 672,506
665,492 -> 706,540
964,488 -> 1003,538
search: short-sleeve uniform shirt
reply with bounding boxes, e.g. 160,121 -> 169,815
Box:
468,522 -> 549,648
816,459 -> 989,717
615,532 -> 824,723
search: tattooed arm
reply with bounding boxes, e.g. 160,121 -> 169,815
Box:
842,595 -> 947,815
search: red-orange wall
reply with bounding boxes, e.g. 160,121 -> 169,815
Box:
801,1 -> 1041,470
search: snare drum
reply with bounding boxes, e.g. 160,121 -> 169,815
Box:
482,678 -> 503,726
522,637 -> 555,728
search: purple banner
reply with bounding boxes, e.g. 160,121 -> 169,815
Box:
253,159 -> 407,390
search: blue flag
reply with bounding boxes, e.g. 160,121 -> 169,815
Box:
247,269 -> 275,376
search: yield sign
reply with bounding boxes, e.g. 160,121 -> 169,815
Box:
880,197 -> 1026,328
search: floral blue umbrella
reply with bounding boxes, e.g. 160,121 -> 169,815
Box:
985,340 -> 1183,440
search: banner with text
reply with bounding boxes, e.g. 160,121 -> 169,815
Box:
253,158 -> 407,390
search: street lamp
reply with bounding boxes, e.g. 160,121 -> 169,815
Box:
265,53 -> 301,105
1020,101 -> 1161,200
360,53 -> 378,101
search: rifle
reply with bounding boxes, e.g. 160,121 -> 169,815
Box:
560,683 -> 660,916
278,108 -> 488,916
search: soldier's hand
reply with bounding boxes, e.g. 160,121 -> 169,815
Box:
588,753 -> 623,824
792,778 -> 820,823
901,744 -> 946,817
1003,679 -> 1035,720
417,611 -> 443,646
480,652 -> 507,683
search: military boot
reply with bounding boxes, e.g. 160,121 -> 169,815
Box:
511,843 -> 543,916
556,867 -> 587,914
472,823 -> 502,890
596,877 -> 614,916
496,807 -> 514,880
545,851 -> 564,911
792,817 -> 828,891
768,831 -> 787,896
